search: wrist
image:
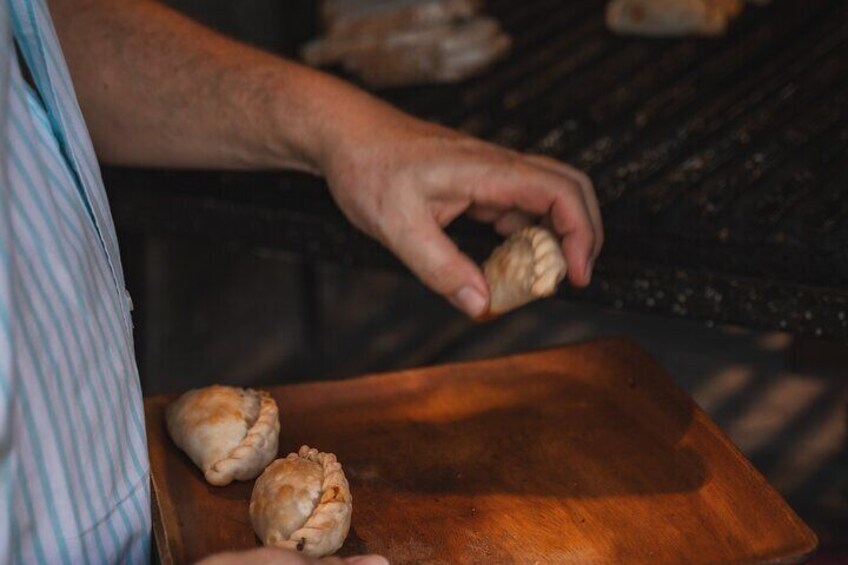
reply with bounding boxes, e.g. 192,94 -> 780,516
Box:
265,65 -> 378,176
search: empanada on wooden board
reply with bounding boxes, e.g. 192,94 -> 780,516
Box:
250,446 -> 352,558
166,385 -> 280,486
146,340 -> 816,563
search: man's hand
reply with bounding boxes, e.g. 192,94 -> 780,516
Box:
197,548 -> 388,565
50,0 -> 602,318
319,105 -> 603,317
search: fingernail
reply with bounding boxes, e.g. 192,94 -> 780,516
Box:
453,286 -> 487,317
344,556 -> 390,565
585,257 -> 594,283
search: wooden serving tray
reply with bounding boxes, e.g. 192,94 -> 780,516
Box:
145,338 -> 817,564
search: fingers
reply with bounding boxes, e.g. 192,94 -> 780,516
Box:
466,156 -> 599,287
201,548 -> 390,565
197,547 -> 332,564
383,207 -> 489,317
548,187 -> 595,287
474,162 -> 597,287
466,206 -> 534,235
465,205 -> 502,223
341,556 -> 390,565
319,555 -> 389,565
493,210 -> 534,236
522,154 -> 604,260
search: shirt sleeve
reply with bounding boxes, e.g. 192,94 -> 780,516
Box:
1,4 -> 18,564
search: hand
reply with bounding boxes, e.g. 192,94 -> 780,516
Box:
49,0 -> 601,298
49,0 -> 601,304
197,547 -> 389,565
320,104 -> 603,318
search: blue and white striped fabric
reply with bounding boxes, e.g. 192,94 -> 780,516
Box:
1,0 -> 151,562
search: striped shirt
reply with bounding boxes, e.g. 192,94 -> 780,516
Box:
1,0 -> 151,563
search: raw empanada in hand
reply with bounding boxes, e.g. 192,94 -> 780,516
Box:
250,446 -> 352,558
165,385 -> 280,486
483,226 -> 567,316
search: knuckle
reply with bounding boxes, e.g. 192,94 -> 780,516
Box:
550,173 -> 581,195
574,169 -> 593,188
538,155 -> 562,169
567,178 -> 584,195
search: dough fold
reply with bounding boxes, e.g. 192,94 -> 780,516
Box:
250,446 -> 352,558
165,385 -> 280,486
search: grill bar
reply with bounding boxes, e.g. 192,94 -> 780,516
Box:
548,5 -> 842,180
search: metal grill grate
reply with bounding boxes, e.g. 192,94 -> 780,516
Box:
387,0 -> 848,285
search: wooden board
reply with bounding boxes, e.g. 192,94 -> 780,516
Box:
145,338 -> 817,564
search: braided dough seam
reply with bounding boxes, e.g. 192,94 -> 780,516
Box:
483,226 -> 567,316
205,391 -> 280,486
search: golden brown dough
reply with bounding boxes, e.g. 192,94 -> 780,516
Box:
343,17 -> 510,87
250,446 -> 352,558
302,16 -> 511,87
606,0 -> 732,36
483,226 -> 567,316
165,385 -> 280,486
321,0 -> 482,39
301,0 -> 511,87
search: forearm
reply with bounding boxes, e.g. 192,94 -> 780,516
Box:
49,1 -> 602,318
48,0 -> 392,172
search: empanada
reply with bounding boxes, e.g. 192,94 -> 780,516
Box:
606,0 -> 730,37
302,16 -> 511,87
483,226 -> 567,316
705,0 -> 744,20
250,446 -> 352,558
321,0 -> 482,40
165,385 -> 280,486
341,18 -> 511,87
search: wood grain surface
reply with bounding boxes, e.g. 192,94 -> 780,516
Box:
145,338 -> 817,564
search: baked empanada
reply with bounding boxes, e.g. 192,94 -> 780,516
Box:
344,17 -> 511,87
250,446 -> 352,558
302,16 -> 511,88
606,0 -> 730,37
165,385 -> 280,486
483,226 -> 567,316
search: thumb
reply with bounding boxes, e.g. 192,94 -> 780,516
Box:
385,216 -> 489,318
